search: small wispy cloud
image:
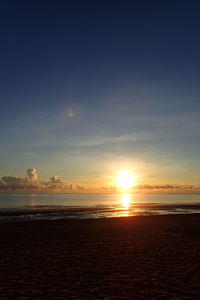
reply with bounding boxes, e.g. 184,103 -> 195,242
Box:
74,131 -> 155,147
72,113 -> 200,148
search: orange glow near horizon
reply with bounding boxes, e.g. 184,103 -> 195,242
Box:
116,170 -> 136,190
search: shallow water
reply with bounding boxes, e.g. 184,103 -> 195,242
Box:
0,193 -> 200,221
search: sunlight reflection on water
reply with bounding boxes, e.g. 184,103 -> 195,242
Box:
121,193 -> 131,209
121,193 -> 131,216
1,193 -> 200,222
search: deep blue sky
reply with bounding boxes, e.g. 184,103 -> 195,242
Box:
1,0 -> 200,185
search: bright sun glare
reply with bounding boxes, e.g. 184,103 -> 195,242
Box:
116,171 -> 135,190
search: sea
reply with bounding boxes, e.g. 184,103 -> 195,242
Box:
0,193 -> 200,222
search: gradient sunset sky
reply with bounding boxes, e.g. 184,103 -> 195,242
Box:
1,1 -> 200,186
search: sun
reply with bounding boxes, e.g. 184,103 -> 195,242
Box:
116,170 -> 135,190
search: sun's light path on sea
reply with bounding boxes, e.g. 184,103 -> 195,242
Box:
122,193 -> 131,209
120,193 -> 132,217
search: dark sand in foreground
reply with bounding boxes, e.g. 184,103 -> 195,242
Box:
0,215 -> 200,299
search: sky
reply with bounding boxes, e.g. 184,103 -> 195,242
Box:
1,0 -> 200,186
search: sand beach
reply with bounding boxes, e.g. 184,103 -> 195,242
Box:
0,214 -> 200,299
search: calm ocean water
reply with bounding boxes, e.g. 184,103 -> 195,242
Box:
0,193 -> 200,221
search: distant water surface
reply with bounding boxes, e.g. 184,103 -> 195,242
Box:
0,193 -> 200,221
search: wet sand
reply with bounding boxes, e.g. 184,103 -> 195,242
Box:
0,203 -> 200,215
0,214 -> 200,299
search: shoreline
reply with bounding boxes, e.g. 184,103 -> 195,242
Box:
0,204 -> 199,217
0,204 -> 200,223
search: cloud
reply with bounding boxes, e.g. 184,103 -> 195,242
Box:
67,112 -> 200,148
1,176 -> 26,187
26,169 -> 38,183
73,131 -> 155,147
136,184 -> 200,192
